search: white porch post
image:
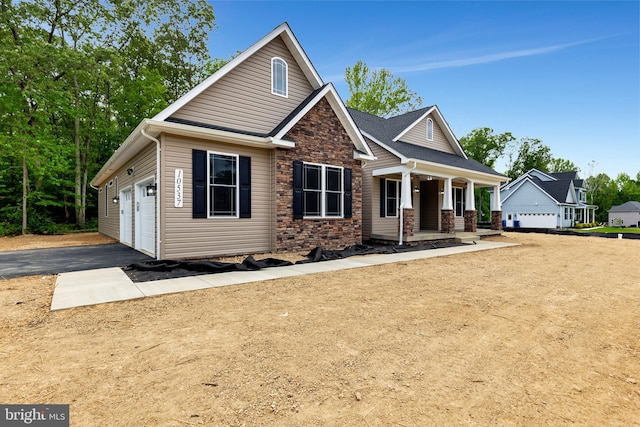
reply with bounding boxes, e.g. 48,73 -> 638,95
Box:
442,178 -> 453,210
402,172 -> 413,209
491,184 -> 501,211
466,180 -> 475,211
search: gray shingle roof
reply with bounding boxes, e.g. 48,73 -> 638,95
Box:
531,176 -> 572,203
348,107 -> 505,178
609,201 -> 640,212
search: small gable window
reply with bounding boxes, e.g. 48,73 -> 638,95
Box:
271,57 -> 288,97
426,118 -> 434,141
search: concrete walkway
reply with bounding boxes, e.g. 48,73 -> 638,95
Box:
51,240 -> 517,311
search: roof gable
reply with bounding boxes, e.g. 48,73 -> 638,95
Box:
272,84 -> 374,159
502,177 -> 559,204
153,22 -> 323,123
391,106 -> 466,157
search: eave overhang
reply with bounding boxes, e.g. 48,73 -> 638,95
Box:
91,119 -> 292,187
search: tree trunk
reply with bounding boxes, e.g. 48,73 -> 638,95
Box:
73,74 -> 84,226
22,144 -> 28,235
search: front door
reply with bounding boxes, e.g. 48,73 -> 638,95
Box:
119,188 -> 132,246
135,180 -> 155,256
420,180 -> 439,230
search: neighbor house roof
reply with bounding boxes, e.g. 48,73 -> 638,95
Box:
608,201 -> 640,212
348,107 -> 505,178
531,176 -> 574,204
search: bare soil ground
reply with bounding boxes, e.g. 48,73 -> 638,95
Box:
1,232 -> 639,426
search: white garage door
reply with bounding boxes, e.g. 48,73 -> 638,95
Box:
518,212 -> 556,228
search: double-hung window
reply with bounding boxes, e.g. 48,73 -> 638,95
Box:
271,57 -> 288,97
303,163 -> 343,218
385,179 -> 401,217
209,153 -> 238,217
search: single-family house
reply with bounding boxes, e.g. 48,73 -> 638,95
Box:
608,201 -> 640,227
91,22 -> 506,259
348,108 -> 507,243
500,169 -> 597,228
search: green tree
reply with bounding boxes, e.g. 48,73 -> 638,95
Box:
506,138 -> 553,180
459,127 -> 515,169
345,60 -> 422,118
0,0 -> 216,233
549,157 -> 579,173
459,128 -> 515,221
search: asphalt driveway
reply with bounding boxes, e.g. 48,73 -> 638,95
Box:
0,243 -> 153,280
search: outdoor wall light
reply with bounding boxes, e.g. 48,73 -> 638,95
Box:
127,168 -> 134,175
112,196 -> 119,204
413,185 -> 420,193
146,183 -> 157,197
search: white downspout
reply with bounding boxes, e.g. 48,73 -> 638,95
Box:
141,129 -> 161,259
399,161 -> 418,245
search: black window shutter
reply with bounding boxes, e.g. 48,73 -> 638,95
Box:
293,160 -> 303,219
239,156 -> 251,218
192,149 -> 207,218
379,178 -> 386,217
344,168 -> 352,219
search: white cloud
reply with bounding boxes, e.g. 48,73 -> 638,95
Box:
391,39 -> 600,73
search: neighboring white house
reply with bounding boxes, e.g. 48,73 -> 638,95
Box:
608,201 -> 640,227
499,169 -> 597,229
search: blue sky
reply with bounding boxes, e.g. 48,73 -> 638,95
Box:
207,1 -> 639,179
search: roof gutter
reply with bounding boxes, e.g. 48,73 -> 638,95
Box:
141,129 -> 161,260
91,119 -> 292,188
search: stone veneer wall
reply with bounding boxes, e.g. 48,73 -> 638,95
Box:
399,208 -> 415,238
441,209 -> 455,233
464,210 -> 477,232
491,210 -> 503,230
275,98 -> 362,252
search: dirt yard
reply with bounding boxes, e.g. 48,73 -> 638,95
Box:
1,232 -> 638,426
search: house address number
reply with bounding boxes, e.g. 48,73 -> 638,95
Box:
175,168 -> 183,208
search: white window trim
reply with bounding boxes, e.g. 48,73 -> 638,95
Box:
207,151 -> 239,219
384,179 -> 401,218
426,118 -> 434,141
303,162 -> 344,219
271,57 -> 288,98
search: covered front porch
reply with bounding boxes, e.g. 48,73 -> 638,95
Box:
370,228 -> 503,245
372,159 -> 506,244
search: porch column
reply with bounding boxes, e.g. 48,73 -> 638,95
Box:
441,177 -> 455,233
464,180 -> 477,232
491,184 -> 502,231
402,172 -> 413,209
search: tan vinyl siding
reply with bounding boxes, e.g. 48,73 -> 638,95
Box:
98,142 -> 157,243
170,36 -> 314,135
161,134 -> 274,259
362,140 -> 403,238
399,115 -> 457,154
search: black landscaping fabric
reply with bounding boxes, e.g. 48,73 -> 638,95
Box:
123,241 -> 466,283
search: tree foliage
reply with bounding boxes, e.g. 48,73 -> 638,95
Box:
0,0 -> 216,234
344,60 -> 422,118
549,157 -> 579,173
505,138 -> 553,181
459,127 -> 515,169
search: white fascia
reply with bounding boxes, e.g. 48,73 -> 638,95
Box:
272,83 -> 375,160
153,22 -> 324,122
91,119 -> 287,187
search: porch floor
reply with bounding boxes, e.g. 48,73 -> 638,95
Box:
369,229 -> 502,245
